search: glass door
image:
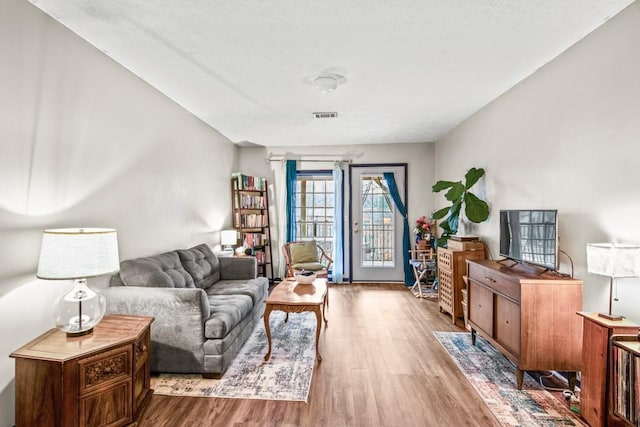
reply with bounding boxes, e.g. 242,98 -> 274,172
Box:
350,165 -> 406,282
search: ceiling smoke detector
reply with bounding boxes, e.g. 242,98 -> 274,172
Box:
312,112 -> 338,119
312,73 -> 345,93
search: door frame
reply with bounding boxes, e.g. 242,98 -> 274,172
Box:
348,163 -> 408,283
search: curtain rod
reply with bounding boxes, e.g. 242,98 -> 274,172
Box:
267,156 -> 352,163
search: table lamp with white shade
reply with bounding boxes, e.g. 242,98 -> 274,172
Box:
221,229 -> 237,252
586,243 -> 640,321
37,228 -> 120,336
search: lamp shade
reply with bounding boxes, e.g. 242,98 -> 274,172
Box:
586,243 -> 640,278
221,229 -> 237,246
37,228 -> 120,279
37,228 -> 119,336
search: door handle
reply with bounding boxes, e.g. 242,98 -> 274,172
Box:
354,221 -> 359,233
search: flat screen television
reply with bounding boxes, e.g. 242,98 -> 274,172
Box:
499,209 -> 558,271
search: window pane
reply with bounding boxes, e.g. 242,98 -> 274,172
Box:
326,194 -> 335,208
294,173 -> 336,265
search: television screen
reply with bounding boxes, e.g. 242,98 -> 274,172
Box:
499,210 -> 558,270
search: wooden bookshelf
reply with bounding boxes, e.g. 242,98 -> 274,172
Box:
611,334 -> 640,426
231,174 -> 274,281
578,313 -> 639,427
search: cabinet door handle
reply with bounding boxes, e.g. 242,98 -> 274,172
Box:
485,276 -> 496,283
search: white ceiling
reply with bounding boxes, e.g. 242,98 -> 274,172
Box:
30,0 -> 635,147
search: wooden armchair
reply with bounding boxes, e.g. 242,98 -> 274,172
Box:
282,240 -> 333,278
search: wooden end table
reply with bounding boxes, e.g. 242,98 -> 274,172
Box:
10,314 -> 153,427
264,277 -> 328,362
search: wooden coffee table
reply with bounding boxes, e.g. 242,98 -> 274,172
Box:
264,278 -> 328,362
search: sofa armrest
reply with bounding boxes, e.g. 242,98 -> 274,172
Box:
103,287 -> 210,348
219,256 -> 257,280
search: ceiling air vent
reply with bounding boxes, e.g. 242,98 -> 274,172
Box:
312,112 -> 338,119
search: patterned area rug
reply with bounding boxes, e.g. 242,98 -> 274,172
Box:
151,311 -> 317,402
434,332 -> 585,427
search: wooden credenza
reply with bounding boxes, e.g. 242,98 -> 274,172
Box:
466,259 -> 583,389
11,314 -> 154,427
577,312 -> 639,427
437,247 -> 485,324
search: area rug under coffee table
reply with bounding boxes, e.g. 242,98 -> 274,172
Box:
434,332 -> 585,427
152,311 -> 317,402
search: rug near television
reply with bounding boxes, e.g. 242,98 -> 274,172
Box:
434,332 -> 585,427
151,311 -> 316,402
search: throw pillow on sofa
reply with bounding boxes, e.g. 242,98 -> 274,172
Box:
176,243 -> 220,289
119,251 -> 195,288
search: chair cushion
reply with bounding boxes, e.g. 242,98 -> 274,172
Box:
292,262 -> 325,271
205,294 -> 253,339
289,241 -> 318,264
176,244 -> 220,289
119,251 -> 195,288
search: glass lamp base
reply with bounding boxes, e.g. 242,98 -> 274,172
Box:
66,328 -> 94,337
54,278 -> 106,336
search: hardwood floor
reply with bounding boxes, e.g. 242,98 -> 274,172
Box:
139,283 -> 499,427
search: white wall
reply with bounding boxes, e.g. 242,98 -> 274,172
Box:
0,1 -> 237,425
238,143 -> 436,279
435,2 -> 640,320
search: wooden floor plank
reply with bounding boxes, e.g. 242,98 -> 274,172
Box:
139,283 -> 499,427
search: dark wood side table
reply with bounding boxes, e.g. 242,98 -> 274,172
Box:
577,312 -> 638,427
10,314 -> 154,427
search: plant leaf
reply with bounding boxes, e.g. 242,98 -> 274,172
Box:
432,207 -> 450,220
432,180 -> 456,193
435,236 -> 449,248
464,192 -> 490,223
439,220 -> 453,233
445,182 -> 465,202
464,167 -> 485,190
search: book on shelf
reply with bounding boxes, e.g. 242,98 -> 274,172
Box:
231,172 -> 266,192
612,339 -> 639,426
243,232 -> 267,248
236,214 -> 267,228
237,193 -> 266,209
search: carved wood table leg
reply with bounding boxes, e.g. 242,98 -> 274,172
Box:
567,371 -> 577,392
264,305 -> 273,361
516,368 -> 524,390
322,293 -> 328,324
313,306 -> 322,362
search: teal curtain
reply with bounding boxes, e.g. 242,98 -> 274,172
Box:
285,160 -> 297,242
383,172 -> 412,286
332,162 -> 344,282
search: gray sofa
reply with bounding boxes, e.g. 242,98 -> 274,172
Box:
103,243 -> 268,377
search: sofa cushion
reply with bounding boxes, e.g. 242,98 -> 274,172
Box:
206,279 -> 267,305
176,244 -> 220,289
205,294 -> 253,339
119,251 -> 195,288
289,240 -> 319,264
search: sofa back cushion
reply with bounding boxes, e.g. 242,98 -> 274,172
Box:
289,240 -> 319,264
176,243 -> 220,289
119,251 -> 195,288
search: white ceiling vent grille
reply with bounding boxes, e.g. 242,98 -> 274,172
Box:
312,112 -> 338,119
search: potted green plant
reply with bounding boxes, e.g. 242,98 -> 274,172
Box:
432,167 -> 489,248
